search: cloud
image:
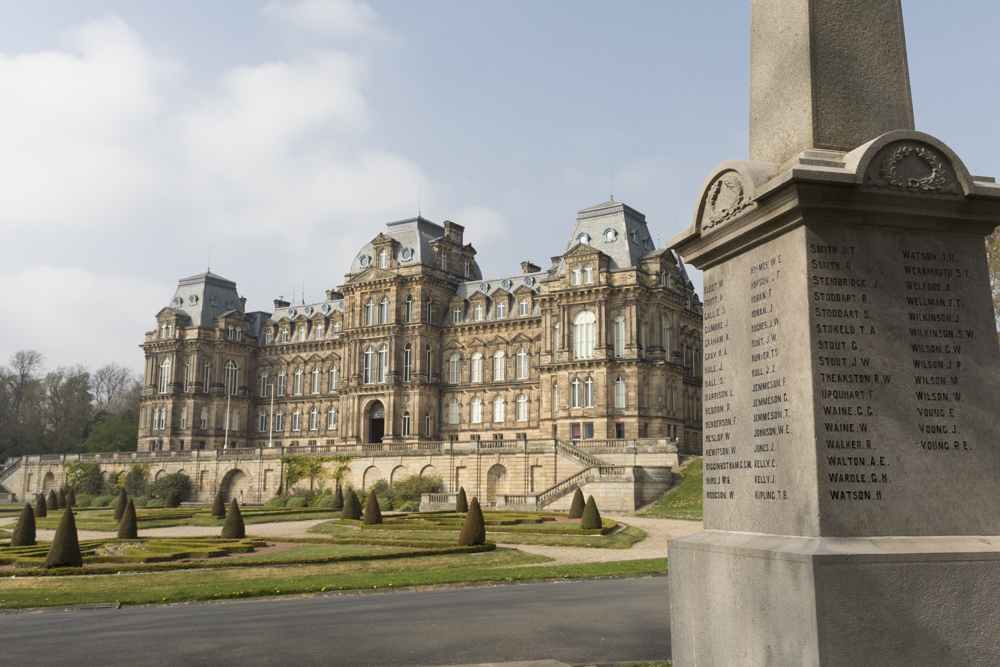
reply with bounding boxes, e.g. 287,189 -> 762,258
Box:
452,205 -> 509,246
261,0 -> 381,39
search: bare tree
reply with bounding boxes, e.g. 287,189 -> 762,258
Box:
987,229 -> 1000,330
92,363 -> 137,413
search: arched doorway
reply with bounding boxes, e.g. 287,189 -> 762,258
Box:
368,400 -> 385,443
486,464 -> 507,503
41,472 -> 56,493
220,469 -> 250,503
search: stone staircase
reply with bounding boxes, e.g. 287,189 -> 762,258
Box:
0,458 -> 21,502
555,440 -> 610,468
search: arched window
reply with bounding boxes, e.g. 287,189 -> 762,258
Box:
402,411 -> 411,436
311,367 -> 320,393
309,407 -> 318,430
379,296 -> 390,324
452,306 -> 462,324
516,394 -> 528,421
449,398 -> 460,424
403,344 -> 412,382
203,363 -> 211,392
364,298 -> 376,326
440,252 -> 447,270
519,298 -> 529,316
158,358 -> 171,393
292,408 -> 301,431
584,376 -> 595,407
552,382 -> 558,412
661,314 -> 671,357
329,365 -> 339,392
614,315 -> 626,357
405,295 -> 414,323
554,323 -> 561,354
225,360 -> 238,396
180,406 -> 188,429
183,361 -> 191,393
573,311 -> 596,359
259,411 -> 267,433
493,350 -> 505,381
281,328 -> 289,343
328,405 -> 337,428
474,303 -> 484,321
152,408 -> 160,430
464,258 -> 471,277
275,410 -> 284,432
493,395 -> 505,423
615,376 -> 626,408
572,266 -> 582,285
363,346 -> 375,384
378,344 -> 389,383
265,329 -> 273,345
516,347 -> 528,380
471,352 -> 483,383
200,407 -> 208,429
424,297 -> 433,323
294,368 -> 303,395
160,408 -> 167,430
449,353 -> 461,384
260,371 -> 269,397
496,300 -> 507,318
425,411 -> 432,436
471,396 -> 483,423
277,371 -> 286,397
425,345 -> 433,377
378,248 -> 388,268
583,263 -> 594,283
572,378 -> 582,408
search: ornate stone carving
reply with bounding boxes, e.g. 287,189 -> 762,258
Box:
701,171 -> 753,233
865,143 -> 959,195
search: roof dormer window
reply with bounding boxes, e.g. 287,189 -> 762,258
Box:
604,228 -> 617,243
577,233 -> 591,245
378,249 -> 388,268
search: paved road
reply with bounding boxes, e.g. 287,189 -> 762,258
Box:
2,577 -> 671,666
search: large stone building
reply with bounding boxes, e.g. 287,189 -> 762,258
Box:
139,200 -> 704,457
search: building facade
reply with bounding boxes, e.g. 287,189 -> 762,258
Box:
139,200 -> 704,456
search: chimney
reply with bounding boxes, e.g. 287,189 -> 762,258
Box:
239,296 -> 247,310
326,289 -> 344,301
274,297 -> 290,308
521,261 -> 541,274
443,220 -> 464,245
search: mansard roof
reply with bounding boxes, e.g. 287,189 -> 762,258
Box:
168,271 -> 243,329
348,215 -> 483,279
566,200 -> 657,269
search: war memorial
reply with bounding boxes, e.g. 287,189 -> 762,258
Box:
668,0 -> 1000,664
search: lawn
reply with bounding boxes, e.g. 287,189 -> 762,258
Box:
639,457 -> 703,520
31,506 -> 344,532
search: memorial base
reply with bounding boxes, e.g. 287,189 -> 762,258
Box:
668,531 -> 1000,666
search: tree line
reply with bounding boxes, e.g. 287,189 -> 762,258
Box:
0,350 -> 141,461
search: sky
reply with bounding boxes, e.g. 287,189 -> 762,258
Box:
1,0 -> 998,375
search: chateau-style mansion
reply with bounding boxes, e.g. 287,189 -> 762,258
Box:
140,200 -> 704,454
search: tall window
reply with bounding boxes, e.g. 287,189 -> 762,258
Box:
378,248 -> 388,268
298,326 -> 306,342
200,407 -> 208,429
158,358 -> 171,393
229,410 -> 239,431
294,368 -> 303,395
661,314 -> 671,357
584,376 -> 595,407
493,395 -> 505,423
572,266 -> 582,285
474,303 -> 484,321
315,323 -> 323,339
277,371 -> 286,397
493,350 -> 505,381
402,411 -> 411,436
496,300 -> 507,318
614,315 -> 626,357
573,311 -> 596,359
265,330 -> 273,345
152,408 -> 159,430
639,321 -> 646,358
449,398 -> 459,424
425,411 -> 432,436
554,323 -> 561,354
180,406 -> 188,429
259,412 -> 267,433
183,361 -> 191,392
552,382 -> 558,411
519,298 -> 529,316
292,409 -> 301,431
424,297 -> 433,323
464,258 -> 470,277
449,353 -> 461,384
572,378 -> 582,408
309,407 -> 318,430
583,263 -> 594,283
329,366 -> 339,391
516,348 -> 528,380
203,363 -> 211,392
364,346 -> 375,384
471,352 -> 483,383
275,410 -> 284,432
452,306 -> 462,324
378,344 -> 389,383
379,296 -> 390,324
516,394 -> 528,421
471,397 -> 483,423
403,344 -> 412,382
405,295 -> 414,323
260,372 -> 269,397
311,367 -> 320,393
365,298 -> 376,326
281,328 -> 289,343
425,345 -> 433,377
615,376 -> 626,408
440,252 -> 447,270
328,405 -> 337,428
224,360 -> 238,396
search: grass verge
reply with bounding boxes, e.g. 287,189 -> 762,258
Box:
309,521 -> 645,548
639,457 -> 703,520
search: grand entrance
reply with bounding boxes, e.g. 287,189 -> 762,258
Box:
368,400 -> 385,443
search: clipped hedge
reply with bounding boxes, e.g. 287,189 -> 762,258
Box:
92,495 -> 116,508
145,498 -> 166,508
75,494 -> 95,508
313,495 -> 333,508
264,496 -> 286,507
134,495 -> 151,508
287,497 -> 308,508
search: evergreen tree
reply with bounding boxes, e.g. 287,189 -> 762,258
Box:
66,487 -> 76,507
10,503 -> 36,547
580,495 -> 603,530
211,490 -> 226,517
455,486 -> 468,513
568,488 -> 585,519
221,498 -> 245,539
44,507 -> 83,568
165,490 -> 180,508
340,488 -> 362,521
117,499 -> 138,539
113,488 -> 128,521
56,488 -> 67,508
363,489 -> 383,525
458,497 -> 486,546
34,493 -> 47,518
331,485 -> 344,510
46,489 -> 58,510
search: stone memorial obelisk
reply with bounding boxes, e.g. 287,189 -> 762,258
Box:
668,1 -> 1000,665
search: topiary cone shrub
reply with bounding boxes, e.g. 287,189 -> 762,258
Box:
567,488 -> 585,519
580,495 -> 602,530
455,486 -> 468,513
221,499 -> 245,539
331,485 -> 344,510
363,489 -> 383,525
118,499 -> 138,540
340,488 -> 362,521
113,488 -> 128,521
165,490 -> 180,508
34,493 -> 47,518
66,487 -> 76,507
211,490 -> 226,517
47,490 -> 58,511
458,497 -> 486,546
57,489 -> 67,508
11,503 -> 36,547
44,507 -> 83,569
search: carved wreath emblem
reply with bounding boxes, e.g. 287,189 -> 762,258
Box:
703,174 -> 752,231
867,146 -> 958,195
